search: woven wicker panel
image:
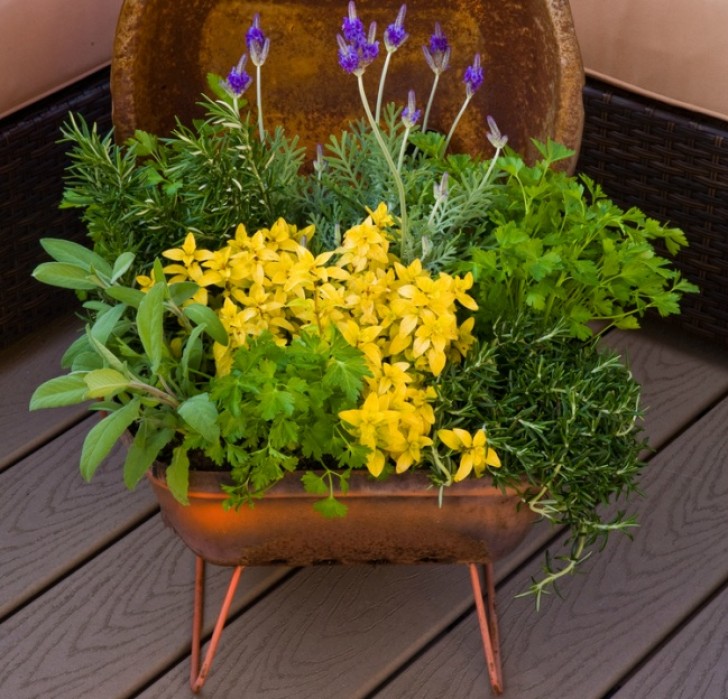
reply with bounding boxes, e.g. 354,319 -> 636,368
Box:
579,78 -> 728,345
0,69 -> 112,348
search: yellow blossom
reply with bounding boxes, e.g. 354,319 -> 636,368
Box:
163,233 -> 207,278
393,427 -> 433,474
437,427 -> 501,481
365,202 -> 395,229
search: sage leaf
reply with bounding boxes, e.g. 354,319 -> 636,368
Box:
183,303 -> 229,346
178,393 -> 220,442
180,324 -> 206,384
168,282 -> 200,307
80,398 -> 140,481
85,327 -> 127,373
110,252 -> 136,283
90,303 -> 127,346
166,446 -> 190,505
137,282 -> 166,371
123,423 -> 174,489
84,368 -> 130,399
29,374 -> 89,410
105,286 -> 145,308
32,262 -> 100,290
40,238 -> 113,277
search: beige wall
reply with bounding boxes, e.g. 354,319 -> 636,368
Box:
0,0 -> 123,118
570,0 -> 728,120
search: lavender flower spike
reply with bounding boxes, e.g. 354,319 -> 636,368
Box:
342,1 -> 365,44
337,19 -> 378,76
423,22 -> 450,75
486,115 -> 508,149
222,53 -> 252,98
337,34 -> 362,74
463,53 -> 484,97
397,90 -> 419,172
401,90 -> 421,129
384,5 -> 408,53
246,13 -> 270,67
421,22 -> 450,133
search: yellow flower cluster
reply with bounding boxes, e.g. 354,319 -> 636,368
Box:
155,203 -> 498,479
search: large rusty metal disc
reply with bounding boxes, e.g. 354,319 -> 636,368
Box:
112,0 -> 584,168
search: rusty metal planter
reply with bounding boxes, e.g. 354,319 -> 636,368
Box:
147,467 -> 535,566
147,467 -> 536,694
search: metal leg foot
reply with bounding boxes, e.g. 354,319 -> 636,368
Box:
468,562 -> 504,695
190,556 -> 244,693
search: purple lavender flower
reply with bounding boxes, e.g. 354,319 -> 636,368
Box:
429,23 -> 449,54
423,22 -> 451,75
401,90 -> 421,128
337,37 -> 361,74
222,54 -> 252,97
342,1 -> 366,44
463,53 -> 484,97
384,5 -> 408,52
246,13 -> 270,67
486,115 -> 508,149
337,17 -> 379,75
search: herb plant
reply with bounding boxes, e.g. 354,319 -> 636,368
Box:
31,2 -> 698,599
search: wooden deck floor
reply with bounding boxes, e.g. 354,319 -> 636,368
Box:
2,315 -> 728,698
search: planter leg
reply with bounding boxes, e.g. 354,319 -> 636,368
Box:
468,562 -> 503,695
190,556 -> 244,693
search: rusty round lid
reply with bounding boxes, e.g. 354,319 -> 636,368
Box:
111,0 -> 584,169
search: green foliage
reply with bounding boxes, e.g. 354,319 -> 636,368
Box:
435,313 -> 646,604
31,84 -> 701,600
59,99 -> 306,266
210,329 -> 370,512
458,140 -> 699,338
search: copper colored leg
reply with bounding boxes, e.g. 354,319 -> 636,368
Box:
190,556 -> 244,693
468,562 -> 503,695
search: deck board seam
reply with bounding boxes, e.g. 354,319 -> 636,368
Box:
603,575 -> 728,698
125,565 -> 304,698
0,505 -> 159,626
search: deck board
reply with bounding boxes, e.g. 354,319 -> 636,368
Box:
613,583 -> 728,698
0,419 -> 158,618
0,315 -> 86,471
0,517 -> 292,699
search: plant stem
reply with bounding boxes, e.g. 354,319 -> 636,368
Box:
375,52 -> 393,124
127,381 -> 180,408
442,94 -> 472,156
396,125 -> 412,173
422,73 -> 440,134
256,64 -> 265,141
356,74 -> 409,257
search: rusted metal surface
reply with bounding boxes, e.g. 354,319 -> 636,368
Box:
111,0 -> 584,169
147,468 -> 537,566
